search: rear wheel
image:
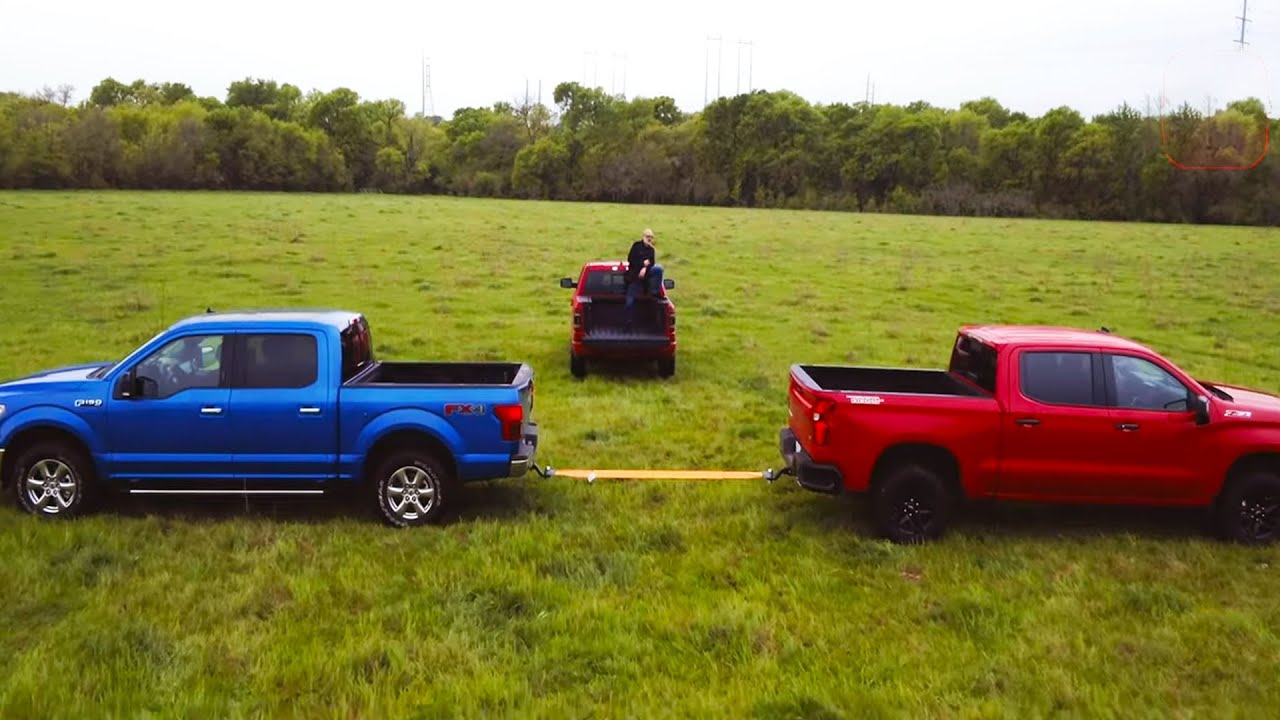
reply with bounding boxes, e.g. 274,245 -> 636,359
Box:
373,450 -> 452,527
1216,470 -> 1280,545
570,349 -> 586,379
871,463 -> 952,544
657,356 -> 675,378
12,441 -> 97,519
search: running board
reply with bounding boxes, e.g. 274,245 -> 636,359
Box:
128,489 -> 326,495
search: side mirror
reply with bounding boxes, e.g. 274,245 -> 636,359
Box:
663,279 -> 675,290
559,277 -> 577,289
1193,394 -> 1211,425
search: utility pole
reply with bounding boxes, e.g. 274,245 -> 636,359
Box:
1236,0 -> 1251,49
737,39 -> 753,95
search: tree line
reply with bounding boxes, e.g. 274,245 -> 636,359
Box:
1,76 -> 1276,225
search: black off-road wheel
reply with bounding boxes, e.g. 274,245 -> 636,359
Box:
373,450 -> 453,527
11,441 -> 97,520
570,349 -> 586,379
871,463 -> 952,544
1216,470 -> 1280,545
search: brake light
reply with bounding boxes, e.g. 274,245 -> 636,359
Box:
812,399 -> 836,446
494,404 -> 523,441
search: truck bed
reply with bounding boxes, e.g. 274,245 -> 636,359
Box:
582,297 -> 667,341
795,365 -> 989,397
347,361 -> 529,387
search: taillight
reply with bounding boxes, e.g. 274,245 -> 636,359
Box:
494,404 -> 523,441
813,399 -> 836,445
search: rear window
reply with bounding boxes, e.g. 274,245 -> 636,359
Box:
341,316 -> 375,382
582,270 -> 628,295
949,333 -> 997,394
240,334 -> 318,388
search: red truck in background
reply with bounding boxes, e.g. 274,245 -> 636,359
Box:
778,324 -> 1280,545
560,261 -> 677,378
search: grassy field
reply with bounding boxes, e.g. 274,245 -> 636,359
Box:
1,190 -> 1279,718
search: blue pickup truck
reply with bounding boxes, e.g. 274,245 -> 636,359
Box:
0,309 -> 539,527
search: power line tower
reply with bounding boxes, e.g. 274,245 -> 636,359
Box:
705,35 -> 722,107
421,54 -> 435,118
737,39 -> 753,95
1236,0 -> 1251,49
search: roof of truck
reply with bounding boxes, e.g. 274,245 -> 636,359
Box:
960,324 -> 1153,353
582,261 -> 630,271
168,309 -> 362,331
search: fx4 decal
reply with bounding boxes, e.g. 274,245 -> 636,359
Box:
445,403 -> 486,416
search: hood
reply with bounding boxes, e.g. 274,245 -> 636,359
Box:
1202,381 -> 1280,420
0,361 -> 115,390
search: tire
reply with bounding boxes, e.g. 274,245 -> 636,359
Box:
570,349 -> 586,379
870,463 -> 952,544
1215,470 -> 1280,545
11,441 -> 97,519
372,449 -> 452,527
657,356 -> 675,378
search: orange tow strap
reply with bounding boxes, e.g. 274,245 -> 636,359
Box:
551,469 -> 768,481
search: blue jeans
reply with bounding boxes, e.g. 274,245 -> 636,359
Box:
624,263 -> 664,324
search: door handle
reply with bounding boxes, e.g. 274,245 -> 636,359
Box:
299,407 -> 321,415
1116,422 -> 1140,431
1015,418 -> 1040,427
200,406 -> 223,415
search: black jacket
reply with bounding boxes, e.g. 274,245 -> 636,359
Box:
625,240 -> 655,283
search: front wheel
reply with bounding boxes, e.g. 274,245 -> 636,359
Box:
373,450 -> 452,527
1216,471 -> 1280,545
870,464 -> 952,544
12,442 -> 97,519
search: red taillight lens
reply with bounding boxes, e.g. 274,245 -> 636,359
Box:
494,404 -> 523,441
812,399 -> 836,446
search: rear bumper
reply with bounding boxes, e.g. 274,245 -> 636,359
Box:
508,421 -> 539,477
779,428 -> 843,494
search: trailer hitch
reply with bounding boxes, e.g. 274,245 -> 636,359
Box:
529,464 -> 557,479
763,467 -> 794,483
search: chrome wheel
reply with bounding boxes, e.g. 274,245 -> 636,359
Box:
24,459 -> 79,515
384,464 -> 438,522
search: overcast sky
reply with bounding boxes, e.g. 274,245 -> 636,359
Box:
2,0 -> 1276,120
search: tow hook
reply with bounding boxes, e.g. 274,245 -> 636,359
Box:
530,464 -> 557,479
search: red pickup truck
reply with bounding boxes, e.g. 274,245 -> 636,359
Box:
778,324 -> 1280,545
559,261 -> 677,378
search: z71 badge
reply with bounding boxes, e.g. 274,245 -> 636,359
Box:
444,403 -> 486,416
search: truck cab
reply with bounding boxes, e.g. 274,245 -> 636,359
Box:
0,309 -> 539,527
559,261 -> 677,378
779,324 -> 1280,545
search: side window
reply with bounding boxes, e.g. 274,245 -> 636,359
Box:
133,334 -> 225,398
239,334 -> 318,389
1020,351 -> 1096,406
1111,354 -> 1191,411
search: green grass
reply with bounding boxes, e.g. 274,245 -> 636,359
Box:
1,190 -> 1279,717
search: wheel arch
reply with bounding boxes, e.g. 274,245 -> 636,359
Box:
870,442 -> 964,501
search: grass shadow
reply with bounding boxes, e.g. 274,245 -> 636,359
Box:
776,485 -> 1215,544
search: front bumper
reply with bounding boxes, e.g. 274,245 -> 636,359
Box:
779,428 -> 844,494
508,421 -> 539,477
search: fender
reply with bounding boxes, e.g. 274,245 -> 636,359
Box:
354,407 -> 464,470
0,405 -> 105,477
